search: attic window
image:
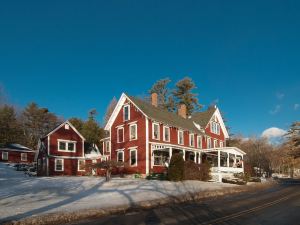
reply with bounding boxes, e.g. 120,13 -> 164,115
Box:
123,105 -> 130,121
65,124 -> 70,130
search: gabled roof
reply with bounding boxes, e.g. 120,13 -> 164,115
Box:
0,143 -> 35,152
105,93 -> 229,138
43,120 -> 86,141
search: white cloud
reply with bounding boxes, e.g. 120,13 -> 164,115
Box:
276,92 -> 285,100
269,104 -> 281,115
294,103 -> 299,110
261,127 -> 287,139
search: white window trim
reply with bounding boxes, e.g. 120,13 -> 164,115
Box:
214,139 -> 218,148
152,122 -> 160,140
123,104 -> 130,122
163,126 -> 170,142
21,153 -> 27,161
57,139 -> 77,152
189,133 -> 195,147
220,141 -> 224,148
54,158 -> 64,171
129,148 -> 138,167
117,127 -> 124,143
117,150 -> 124,162
2,152 -> 8,160
129,123 -> 138,141
78,159 -> 85,171
178,130 -> 184,145
207,137 -> 212,149
197,136 -> 202,149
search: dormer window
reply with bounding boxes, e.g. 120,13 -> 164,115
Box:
123,105 -> 130,121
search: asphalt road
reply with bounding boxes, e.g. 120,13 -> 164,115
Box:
70,179 -> 300,225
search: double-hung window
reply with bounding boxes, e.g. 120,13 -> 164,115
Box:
152,123 -> 160,140
58,140 -> 76,152
214,139 -> 218,148
178,130 -> 184,145
189,133 -> 195,147
55,159 -> 64,171
117,151 -> 124,162
123,105 -> 130,121
117,127 -> 124,143
163,126 -> 170,142
2,152 -> 8,160
130,149 -> 137,166
21,153 -> 27,161
129,124 -> 137,140
197,136 -> 202,149
207,137 -> 212,149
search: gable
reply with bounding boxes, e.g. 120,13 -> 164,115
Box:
206,108 -> 229,139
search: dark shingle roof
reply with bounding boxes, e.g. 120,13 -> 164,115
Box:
0,143 -> 35,152
128,96 -> 216,134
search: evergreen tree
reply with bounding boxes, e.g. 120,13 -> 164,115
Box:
21,102 -> 60,149
149,78 -> 175,111
172,77 -> 202,116
285,121 -> 300,158
0,105 -> 23,144
69,117 -> 84,132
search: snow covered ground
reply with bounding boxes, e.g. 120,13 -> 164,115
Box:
0,162 -> 235,223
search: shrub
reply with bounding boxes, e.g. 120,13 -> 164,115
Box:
222,178 -> 247,185
183,160 -> 201,180
168,153 -> 184,181
198,161 -> 212,181
234,172 -> 250,182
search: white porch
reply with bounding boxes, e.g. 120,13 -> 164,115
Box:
150,142 -> 246,182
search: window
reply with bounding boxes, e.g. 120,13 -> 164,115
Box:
189,133 -> 195,147
163,126 -> 170,142
197,136 -> 202,149
78,159 -> 85,171
123,105 -> 130,121
117,127 -> 124,143
21,153 -> 27,161
220,141 -> 224,148
153,151 -> 169,166
55,159 -> 64,171
58,140 -> 76,152
214,139 -> 218,148
2,152 -> 8,160
105,141 -> 110,152
210,122 -> 220,135
129,124 -> 137,140
117,151 -> 124,162
178,130 -> 184,145
152,123 -> 160,140
130,149 -> 137,166
207,137 -> 212,148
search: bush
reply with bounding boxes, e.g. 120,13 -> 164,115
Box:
222,178 -> 247,185
168,153 -> 184,181
234,172 -> 250,182
183,160 -> 201,180
198,161 -> 212,181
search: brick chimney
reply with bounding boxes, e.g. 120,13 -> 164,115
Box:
178,104 -> 187,119
151,93 -> 158,107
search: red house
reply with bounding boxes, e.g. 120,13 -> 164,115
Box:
104,93 -> 245,180
0,144 -> 35,163
37,120 -> 102,176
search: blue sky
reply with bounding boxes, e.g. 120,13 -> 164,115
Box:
0,0 -> 299,138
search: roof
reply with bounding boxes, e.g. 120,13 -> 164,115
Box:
0,143 -> 36,153
127,96 -> 216,134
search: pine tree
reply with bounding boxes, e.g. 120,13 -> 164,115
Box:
149,78 -> 175,111
285,121 -> 300,158
172,77 -> 202,116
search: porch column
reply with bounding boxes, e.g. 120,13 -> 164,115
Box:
183,150 -> 186,161
227,153 -> 229,167
194,151 -> 197,163
234,154 -> 237,167
199,152 -> 202,164
151,148 -> 154,169
169,147 -> 173,160
218,150 -> 221,171
241,155 -> 244,170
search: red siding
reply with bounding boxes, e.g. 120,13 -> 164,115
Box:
0,150 -> 35,163
111,100 -> 147,174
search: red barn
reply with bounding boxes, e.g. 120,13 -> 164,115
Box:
36,120 -> 102,176
0,144 -> 35,163
104,93 -> 245,180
